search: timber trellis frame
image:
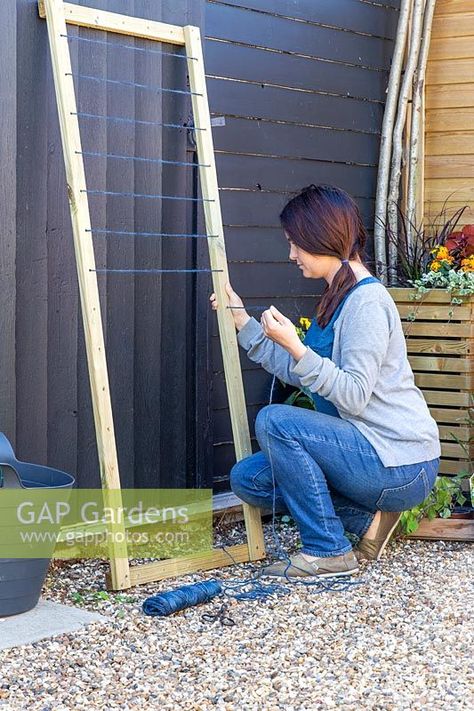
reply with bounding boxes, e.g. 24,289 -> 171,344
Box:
39,0 -> 265,590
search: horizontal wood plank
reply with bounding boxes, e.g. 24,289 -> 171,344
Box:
438,458 -> 472,475
426,83 -> 474,110
435,0 -> 474,14
39,1 -> 186,44
215,153 -> 376,197
424,202 -> 474,223
408,517 -> 474,541
425,131 -> 474,156
414,373 -> 472,390
205,2 -> 394,70
438,424 -> 471,441
212,117 -> 380,165
207,77 -> 383,132
406,338 -> 473,355
426,107 -> 474,133
429,35 -> 474,61
422,390 -> 472,407
425,154 -> 474,180
396,303 -> 472,320
388,288 -> 473,304
401,321 -> 473,338
206,0 -> 400,38
427,58 -> 474,85
429,406 -> 472,423
441,441 -> 473,458
432,11 -> 474,38
205,38 -> 389,102
408,355 -> 473,372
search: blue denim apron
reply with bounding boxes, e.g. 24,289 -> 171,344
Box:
302,276 -> 380,417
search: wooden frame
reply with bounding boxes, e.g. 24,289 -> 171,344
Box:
39,0 -> 265,589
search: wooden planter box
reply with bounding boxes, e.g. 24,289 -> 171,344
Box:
388,288 -> 473,541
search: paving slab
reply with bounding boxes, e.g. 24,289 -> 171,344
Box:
0,599 -> 107,650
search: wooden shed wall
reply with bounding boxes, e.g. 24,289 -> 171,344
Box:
425,0 -> 474,223
203,0 -> 401,491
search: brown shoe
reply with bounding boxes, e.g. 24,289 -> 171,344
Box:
260,550 -> 359,580
354,512 -> 402,561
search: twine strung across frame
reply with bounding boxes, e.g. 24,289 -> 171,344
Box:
72,112 -> 205,131
60,33 -> 198,61
66,72 -> 202,97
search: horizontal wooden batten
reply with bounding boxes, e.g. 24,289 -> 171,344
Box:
427,58 -> 474,85
212,117 -> 381,166
408,517 -> 474,541
207,77 -> 383,133
207,0 -> 400,38
205,2 -> 393,71
429,406 -> 471,424
429,35 -> 474,61
424,179 -> 474,204
438,459 -> 471,475
414,373 -> 472,390
435,1 -> 474,15
205,39 -> 389,103
38,1 -> 186,44
401,322 -> 472,338
432,11 -> 474,39
424,203 -> 474,225
438,424 -> 471,441
215,153 -> 376,196
441,441 -> 473,458
425,154 -> 474,180
408,355 -> 473,372
425,131 -> 474,156
426,108 -> 474,133
396,303 -> 472,320
388,288 -> 471,304
426,84 -> 474,110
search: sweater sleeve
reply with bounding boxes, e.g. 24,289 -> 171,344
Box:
289,298 -> 391,416
236,316 -> 303,388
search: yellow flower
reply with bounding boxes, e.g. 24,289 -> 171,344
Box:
299,317 -> 311,330
442,255 -> 455,264
429,261 -> 441,272
433,246 -> 449,260
460,257 -> 474,272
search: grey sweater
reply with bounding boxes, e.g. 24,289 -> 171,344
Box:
237,281 -> 441,467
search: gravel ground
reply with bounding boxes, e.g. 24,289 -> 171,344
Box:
0,518 -> 473,711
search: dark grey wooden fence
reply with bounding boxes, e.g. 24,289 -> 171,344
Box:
204,0 -> 401,490
0,0 -> 399,491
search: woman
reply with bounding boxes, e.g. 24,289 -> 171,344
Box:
210,184 -> 441,580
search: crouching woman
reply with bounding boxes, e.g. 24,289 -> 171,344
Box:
210,185 -> 441,580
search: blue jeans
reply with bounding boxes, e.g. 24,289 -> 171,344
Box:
230,404 -> 440,558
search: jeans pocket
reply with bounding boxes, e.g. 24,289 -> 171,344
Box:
375,466 -> 433,512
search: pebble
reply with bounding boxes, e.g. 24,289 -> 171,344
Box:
0,522 -> 472,710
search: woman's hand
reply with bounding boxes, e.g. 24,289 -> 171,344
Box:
209,282 -> 251,331
261,306 -> 307,361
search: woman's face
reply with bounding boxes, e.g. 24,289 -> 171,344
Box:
285,233 -> 333,280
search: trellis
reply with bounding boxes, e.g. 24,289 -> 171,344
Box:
39,0 -> 265,590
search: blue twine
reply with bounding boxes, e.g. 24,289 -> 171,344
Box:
72,111 -> 205,131
61,33 -> 197,62
87,229 -> 218,239
82,189 -> 213,202
143,580 -> 223,617
66,72 -> 202,97
77,150 -> 210,169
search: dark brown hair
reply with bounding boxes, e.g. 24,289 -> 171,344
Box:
279,184 -> 370,328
